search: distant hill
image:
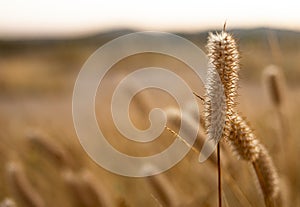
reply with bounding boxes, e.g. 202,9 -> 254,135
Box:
0,27 -> 299,51
0,27 -> 299,91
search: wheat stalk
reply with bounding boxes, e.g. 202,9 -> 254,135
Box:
5,162 -> 45,207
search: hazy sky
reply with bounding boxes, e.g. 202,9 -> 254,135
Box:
0,0 -> 299,38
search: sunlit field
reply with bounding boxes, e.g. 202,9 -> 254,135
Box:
0,28 -> 299,207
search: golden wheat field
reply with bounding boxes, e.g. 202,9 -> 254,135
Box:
0,28 -> 299,207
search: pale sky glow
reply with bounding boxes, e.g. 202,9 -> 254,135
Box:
0,0 -> 299,38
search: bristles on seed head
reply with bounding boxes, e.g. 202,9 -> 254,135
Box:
203,74 -> 226,145
253,144 -> 280,200
204,31 -> 240,143
228,112 -> 260,162
207,31 -> 240,111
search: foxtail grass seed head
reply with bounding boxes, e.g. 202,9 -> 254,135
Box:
228,112 -> 260,162
204,66 -> 226,144
5,162 -> 45,207
205,29 -> 280,207
252,145 -> 280,202
263,65 -> 285,107
204,31 -> 240,143
206,31 -> 240,111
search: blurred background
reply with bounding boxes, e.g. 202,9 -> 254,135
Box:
0,1 -> 299,206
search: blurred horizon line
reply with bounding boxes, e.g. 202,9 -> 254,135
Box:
1,25 -> 300,41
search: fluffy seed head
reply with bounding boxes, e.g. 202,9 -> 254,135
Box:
253,144 -> 280,200
204,63 -> 226,144
228,112 -> 260,162
204,31 -> 240,143
207,31 -> 240,111
204,30 -> 280,207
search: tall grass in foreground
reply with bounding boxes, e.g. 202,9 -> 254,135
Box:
205,30 -> 280,207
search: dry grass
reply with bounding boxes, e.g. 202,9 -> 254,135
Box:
0,29 -> 299,206
5,162 -> 45,207
205,31 -> 281,207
